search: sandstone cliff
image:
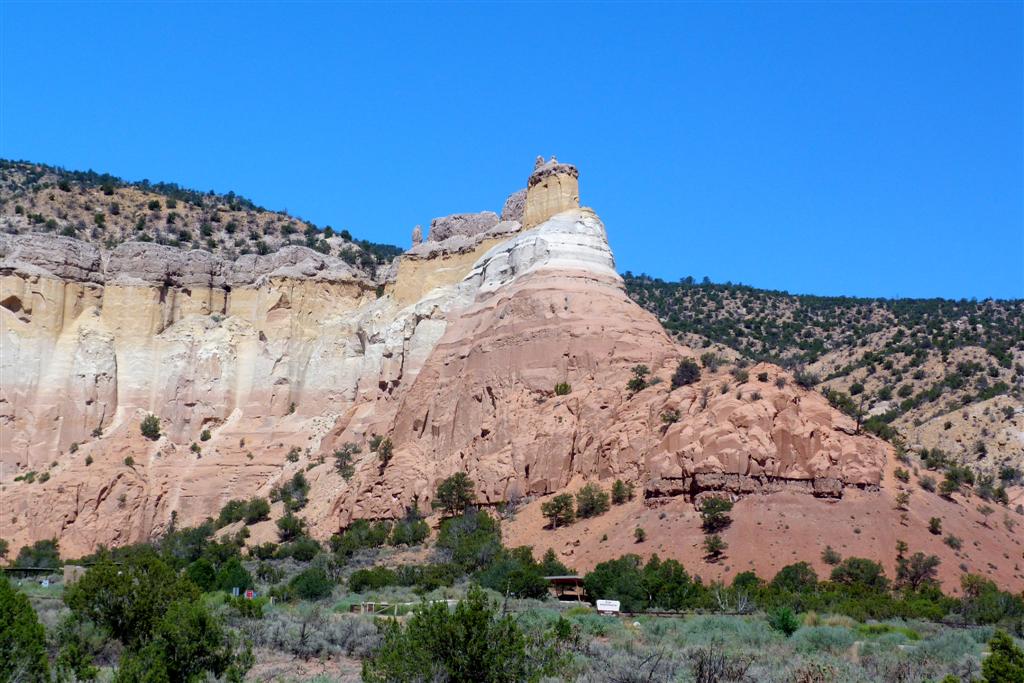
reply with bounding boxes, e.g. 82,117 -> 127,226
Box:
2,158 -> 891,564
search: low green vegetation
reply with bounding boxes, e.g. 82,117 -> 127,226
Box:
671,357 -> 701,388
216,497 -> 271,528
140,414 -> 161,440
5,470 -> 1024,681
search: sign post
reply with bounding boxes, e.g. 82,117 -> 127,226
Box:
596,599 -> 620,614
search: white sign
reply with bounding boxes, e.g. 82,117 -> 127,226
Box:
596,599 -> 620,613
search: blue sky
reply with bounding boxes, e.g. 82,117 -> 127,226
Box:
2,2 -> 1021,299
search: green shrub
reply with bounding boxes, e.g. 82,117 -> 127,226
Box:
671,358 -> 701,388
200,429 -> 211,442
583,555 -> 647,612
275,512 -> 306,542
0,575 -> 50,682
700,497 -> 733,533
277,536 -> 321,562
64,551 -> 199,647
541,494 -> 575,528
830,557 -> 890,592
228,595 -> 266,619
350,566 -> 398,593
436,509 -> 502,572
476,547 -> 550,599
112,598 -> 248,683
249,543 -> 278,561
333,442 -> 360,480
699,352 -> 722,371
217,497 -> 270,528
794,369 -> 819,389
554,382 -> 571,396
270,472 -> 309,511
363,585 -> 565,682
140,414 -> 161,440
433,472 -> 476,516
703,534 -> 727,560
244,498 -> 270,524
771,562 -> 818,593
186,558 -> 216,592
330,519 -> 393,558
627,365 -> 650,394
214,557 -> 253,593
13,538 -> 61,569
983,629 -> 1024,682
960,574 -> 1024,625
575,483 -> 610,519
611,479 -> 634,504
216,499 -> 247,528
895,551 -> 941,590
540,548 -> 570,576
288,567 -> 334,601
767,607 -> 801,637
390,505 -> 430,546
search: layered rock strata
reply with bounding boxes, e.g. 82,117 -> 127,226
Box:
1,159 -> 888,557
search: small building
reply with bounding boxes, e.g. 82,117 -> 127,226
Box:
544,575 -> 585,602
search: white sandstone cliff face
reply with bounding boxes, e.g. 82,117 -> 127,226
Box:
0,234 -> 453,469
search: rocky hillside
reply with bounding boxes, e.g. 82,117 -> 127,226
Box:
624,275 -> 1024,479
0,159 -> 401,278
3,157 -> 1020,592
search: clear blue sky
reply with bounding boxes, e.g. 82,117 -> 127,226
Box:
2,2 -> 1021,299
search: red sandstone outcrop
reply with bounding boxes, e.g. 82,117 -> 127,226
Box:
2,158 -> 893,567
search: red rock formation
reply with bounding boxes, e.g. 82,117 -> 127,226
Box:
2,160 -> 905,579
